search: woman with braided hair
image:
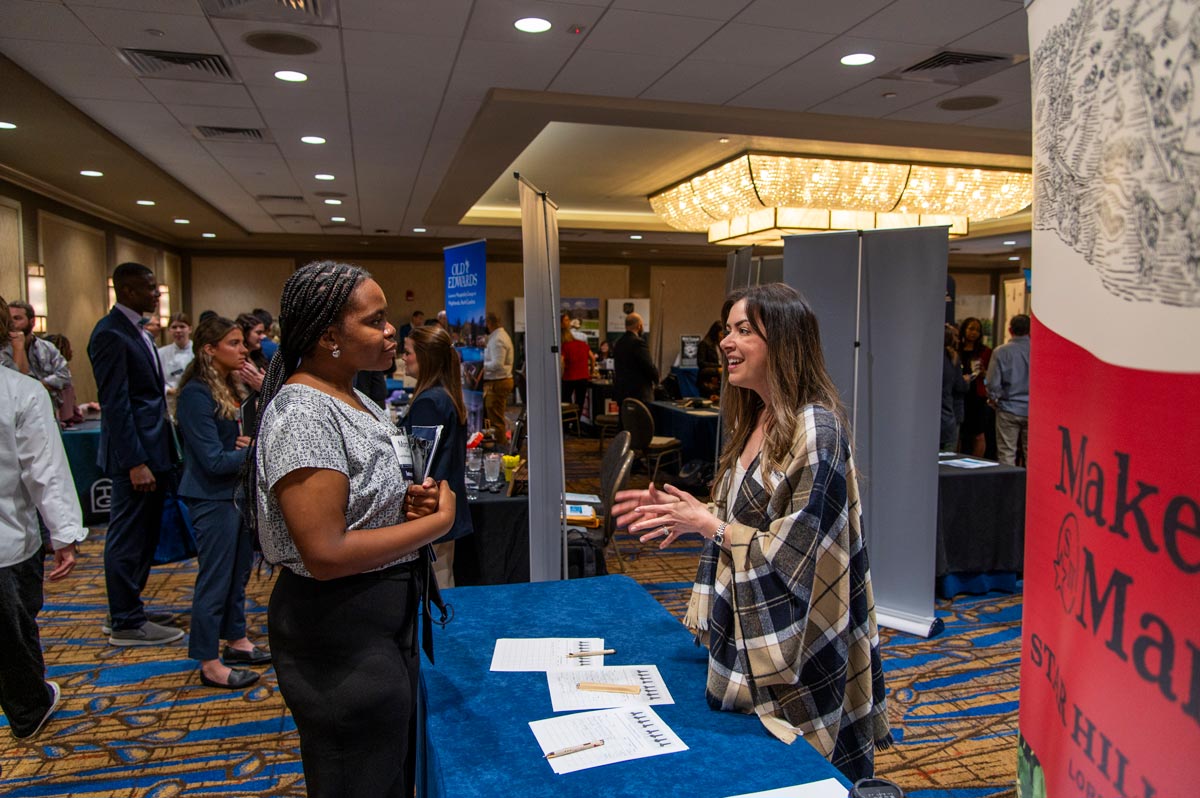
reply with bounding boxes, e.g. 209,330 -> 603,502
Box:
246,260 -> 454,797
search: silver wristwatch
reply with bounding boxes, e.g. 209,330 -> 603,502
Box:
713,521 -> 728,547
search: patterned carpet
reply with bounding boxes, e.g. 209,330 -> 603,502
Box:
2,432 -> 1020,797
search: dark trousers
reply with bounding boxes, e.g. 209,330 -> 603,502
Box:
562,379 -> 588,411
270,562 -> 419,798
0,550 -> 52,737
105,471 -> 167,631
186,498 -> 252,661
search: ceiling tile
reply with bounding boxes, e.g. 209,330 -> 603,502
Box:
846,0 -> 1014,47
60,76 -> 156,102
340,0 -> 472,35
734,0 -> 892,35
167,104 -> 265,129
200,139 -> 282,160
64,0 -> 204,14
232,53 -> 345,90
949,61 -> 1031,99
0,39 -> 130,82
949,8 -> 1029,55
957,102 -> 1031,131
686,22 -> 831,69
806,76 -> 954,117
611,0 -> 743,20
639,59 -> 777,105
342,29 -> 458,92
882,63 -> 1030,122
142,79 -> 256,108
0,1 -> 99,43
444,40 -> 578,101
210,17 -> 344,63
551,48 -> 678,97
70,5 -> 224,51
464,0 -> 605,45
580,9 -> 724,59
885,94 -> 1029,127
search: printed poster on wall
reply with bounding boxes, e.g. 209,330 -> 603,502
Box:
1020,3 -> 1200,798
606,298 -> 650,343
443,239 -> 487,348
560,297 -> 600,345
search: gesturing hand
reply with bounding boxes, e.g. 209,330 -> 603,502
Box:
614,483 -> 721,550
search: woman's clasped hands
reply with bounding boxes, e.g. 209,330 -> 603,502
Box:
612,483 -> 721,549
404,477 -> 454,522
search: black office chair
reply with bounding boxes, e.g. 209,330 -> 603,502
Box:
620,398 -> 683,481
600,431 -> 632,494
508,410 -> 527,456
600,450 -> 635,571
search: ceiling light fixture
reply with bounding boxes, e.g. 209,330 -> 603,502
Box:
80,170 -> 103,177
413,227 -> 427,233
174,218 -> 190,224
202,233 -> 216,238
648,153 -> 1033,246
840,53 -> 876,66
136,199 -> 156,206
514,17 -> 552,33
1004,239 -> 1017,245
331,216 -> 346,222
718,137 -> 731,144
629,235 -> 643,240
314,173 -> 335,180
1008,255 -> 1021,261
324,199 -> 342,205
301,135 -> 326,144
274,70 -> 308,82
0,121 -> 16,130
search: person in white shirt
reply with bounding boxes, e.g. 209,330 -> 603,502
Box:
481,311 -> 514,441
0,298 -> 88,741
158,313 -> 194,398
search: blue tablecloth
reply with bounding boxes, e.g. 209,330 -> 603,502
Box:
650,400 -> 719,463
669,366 -> 699,397
417,575 -> 847,798
61,420 -> 109,526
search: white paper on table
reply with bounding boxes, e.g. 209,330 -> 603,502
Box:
490,638 -> 606,671
546,665 -> 674,712
725,778 -> 848,798
529,705 -> 687,775
940,457 -> 997,469
564,492 -> 602,504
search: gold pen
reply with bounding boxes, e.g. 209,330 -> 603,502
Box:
544,739 -> 605,759
577,682 -> 641,694
567,649 -> 615,658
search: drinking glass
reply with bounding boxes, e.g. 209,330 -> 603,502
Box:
466,448 -> 482,478
484,452 -> 502,484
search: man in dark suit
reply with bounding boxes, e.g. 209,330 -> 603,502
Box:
613,312 -> 658,407
88,263 -> 183,646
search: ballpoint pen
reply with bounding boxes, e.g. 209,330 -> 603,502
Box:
567,649 -> 616,658
577,682 -> 641,694
544,739 -> 605,759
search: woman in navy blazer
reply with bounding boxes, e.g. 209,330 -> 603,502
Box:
400,325 -> 473,588
176,317 -> 269,689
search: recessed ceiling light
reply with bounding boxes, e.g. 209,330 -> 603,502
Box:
1003,240 -> 1017,246
413,227 -> 427,233
881,91 -> 898,99
80,170 -> 103,177
301,135 -> 326,144
331,216 -> 346,222
174,218 -> 190,224
324,198 -> 342,205
514,17 -> 551,33
274,70 -> 308,82
314,173 -> 335,180
718,137 -> 730,144
840,53 -> 876,66
629,235 -> 643,240
202,232 -> 216,238
136,199 -> 156,206
0,122 -> 16,130
1008,255 -> 1020,261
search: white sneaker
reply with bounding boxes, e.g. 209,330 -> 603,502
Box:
13,681 -> 61,740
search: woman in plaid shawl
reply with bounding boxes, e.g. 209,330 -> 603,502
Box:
613,283 -> 891,780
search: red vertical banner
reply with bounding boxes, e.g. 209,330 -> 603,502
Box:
1023,1 -> 1200,795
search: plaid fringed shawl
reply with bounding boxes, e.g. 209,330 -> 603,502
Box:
684,405 -> 892,780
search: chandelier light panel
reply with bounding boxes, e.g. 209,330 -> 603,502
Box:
648,153 -> 1032,244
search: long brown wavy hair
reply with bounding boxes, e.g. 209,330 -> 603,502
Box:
407,324 -> 466,424
179,316 -> 242,420
713,283 -> 848,498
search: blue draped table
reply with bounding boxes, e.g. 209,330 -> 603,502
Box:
669,366 -> 700,397
417,575 -> 847,798
61,419 -> 109,526
936,457 -> 1026,598
649,400 -> 719,464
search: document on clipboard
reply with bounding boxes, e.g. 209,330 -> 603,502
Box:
237,397 -> 258,437
390,425 -> 443,482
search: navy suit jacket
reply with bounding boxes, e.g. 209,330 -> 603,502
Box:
613,331 -> 658,406
176,380 -> 248,501
88,307 -> 173,475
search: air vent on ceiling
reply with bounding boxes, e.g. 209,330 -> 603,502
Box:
256,194 -> 305,202
904,51 -> 1005,72
119,48 -> 236,81
272,213 -> 318,221
314,190 -> 346,198
196,126 -> 265,141
200,0 -> 337,25
887,50 -> 1024,87
244,31 -> 320,55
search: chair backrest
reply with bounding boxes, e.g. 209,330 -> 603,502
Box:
620,398 -> 654,452
602,451 -> 635,545
508,410 -> 527,456
600,430 -> 632,495
661,373 -> 682,400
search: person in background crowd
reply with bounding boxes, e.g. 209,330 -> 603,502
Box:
1,301 -> 72,405
697,367 -> 722,404
88,263 -> 183,646
560,312 -> 594,411
0,298 -> 88,740
401,325 -> 473,589
198,310 -> 217,325
39,333 -> 99,424
398,310 -> 425,355
697,320 -> 723,370
247,260 -> 454,797
235,313 -> 267,401
142,316 -> 162,344
436,310 -> 449,334
613,312 -> 658,407
956,316 -> 993,457
176,316 -> 268,690
253,309 -> 277,362
987,314 -> 1031,466
941,324 -> 969,452
159,313 -> 194,401
613,283 -> 891,780
481,310 -> 514,441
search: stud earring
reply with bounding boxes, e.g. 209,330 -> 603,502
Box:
331,346 -> 341,359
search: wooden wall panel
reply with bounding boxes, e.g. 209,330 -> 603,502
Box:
648,265 -> 728,374
39,212 -> 107,403
0,202 -> 22,302
190,256 -> 296,321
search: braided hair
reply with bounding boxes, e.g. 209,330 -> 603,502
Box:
238,260 -> 370,537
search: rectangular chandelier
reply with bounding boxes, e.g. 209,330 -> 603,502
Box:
648,153 -> 1032,244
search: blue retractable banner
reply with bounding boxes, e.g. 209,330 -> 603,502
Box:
443,239 -> 487,345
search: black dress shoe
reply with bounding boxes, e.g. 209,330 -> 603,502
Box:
222,645 -> 272,666
199,668 -> 260,690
